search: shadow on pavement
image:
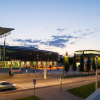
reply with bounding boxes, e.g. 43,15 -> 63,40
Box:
0,88 -> 17,92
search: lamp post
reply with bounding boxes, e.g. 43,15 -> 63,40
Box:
3,36 -> 6,67
60,62 -> 62,92
96,56 -> 98,90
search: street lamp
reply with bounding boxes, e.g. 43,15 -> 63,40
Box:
95,56 -> 98,90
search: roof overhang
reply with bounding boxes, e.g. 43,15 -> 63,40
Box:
0,27 -> 14,36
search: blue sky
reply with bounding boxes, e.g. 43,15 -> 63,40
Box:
0,0 -> 100,56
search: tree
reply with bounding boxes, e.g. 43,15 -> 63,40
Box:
98,57 -> 100,69
72,54 -> 77,75
79,54 -> 84,75
69,57 -> 73,65
92,57 -> 96,72
87,56 -> 91,74
64,52 -> 69,76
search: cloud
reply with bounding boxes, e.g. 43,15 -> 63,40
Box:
74,30 -> 82,33
77,30 -> 82,32
56,28 -> 65,33
48,38 -> 69,48
24,44 -> 39,48
13,36 -> 69,48
94,28 -> 98,30
13,34 -> 78,49
52,35 -> 67,39
14,39 -> 23,42
88,31 -> 95,35
70,41 -> 76,44
40,41 -> 48,45
81,31 -> 95,38
67,35 -> 78,38
86,29 -> 90,31
13,28 -> 97,49
24,39 -> 33,43
52,34 -> 78,40
82,34 -> 87,37
14,39 -> 41,43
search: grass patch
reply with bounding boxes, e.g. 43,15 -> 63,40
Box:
14,96 -> 40,100
68,81 -> 100,98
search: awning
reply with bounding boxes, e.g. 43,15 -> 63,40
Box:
0,27 -> 14,36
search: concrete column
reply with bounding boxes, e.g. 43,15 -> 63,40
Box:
41,61 -> 43,68
96,68 -> 98,90
31,61 -> 33,67
44,65 -> 47,79
53,61 -> 54,66
24,61 -> 27,68
37,61 -> 38,68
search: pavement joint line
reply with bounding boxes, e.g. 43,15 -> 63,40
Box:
0,79 -> 94,94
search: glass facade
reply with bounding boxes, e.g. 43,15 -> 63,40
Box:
75,50 -> 100,71
0,45 -> 58,68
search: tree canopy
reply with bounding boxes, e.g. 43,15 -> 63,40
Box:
64,52 -> 69,76
87,55 -> 91,73
92,57 -> 96,71
79,54 -> 84,74
72,54 -> 77,74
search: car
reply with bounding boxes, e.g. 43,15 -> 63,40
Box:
0,81 -> 17,90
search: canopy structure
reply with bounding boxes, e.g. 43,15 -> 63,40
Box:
0,27 -> 14,37
0,27 -> 14,64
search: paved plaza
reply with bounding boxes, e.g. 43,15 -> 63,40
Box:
0,69 -> 99,100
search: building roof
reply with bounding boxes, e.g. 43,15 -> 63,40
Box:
0,45 -> 58,54
75,50 -> 100,52
0,27 -> 14,36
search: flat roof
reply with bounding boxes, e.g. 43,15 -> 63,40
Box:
0,45 -> 58,54
0,27 -> 14,35
75,50 -> 100,52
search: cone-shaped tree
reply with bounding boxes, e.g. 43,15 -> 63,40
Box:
87,55 -> 91,74
98,57 -> 100,69
72,54 -> 77,75
79,54 -> 84,75
64,52 -> 69,76
92,57 -> 96,71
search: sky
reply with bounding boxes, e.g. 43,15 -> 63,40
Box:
0,0 -> 100,56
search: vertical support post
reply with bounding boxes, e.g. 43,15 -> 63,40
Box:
3,39 -> 5,61
33,79 -> 36,96
96,56 -> 98,91
20,60 -> 21,73
34,84 -> 35,96
96,68 -> 98,90
3,37 -> 6,67
11,60 -> 12,72
35,71 -> 36,79
37,61 -> 38,68
44,66 -> 47,79
60,63 -> 62,92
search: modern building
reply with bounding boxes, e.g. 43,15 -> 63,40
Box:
0,45 -> 58,68
75,50 -> 100,70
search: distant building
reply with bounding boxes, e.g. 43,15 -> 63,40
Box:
0,45 -> 59,68
75,50 -> 100,70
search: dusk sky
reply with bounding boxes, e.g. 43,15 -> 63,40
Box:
0,0 -> 100,56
